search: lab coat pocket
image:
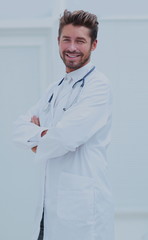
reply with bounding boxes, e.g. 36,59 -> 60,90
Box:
57,172 -> 95,223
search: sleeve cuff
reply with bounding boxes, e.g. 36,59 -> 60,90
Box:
28,127 -> 48,144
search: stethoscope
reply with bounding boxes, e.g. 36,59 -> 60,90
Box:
44,66 -> 95,112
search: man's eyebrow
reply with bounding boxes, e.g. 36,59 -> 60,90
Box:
62,36 -> 70,38
62,36 -> 87,41
76,37 -> 87,41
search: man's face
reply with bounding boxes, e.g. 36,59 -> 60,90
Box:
58,24 -> 97,73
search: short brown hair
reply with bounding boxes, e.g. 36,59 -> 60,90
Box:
58,10 -> 99,43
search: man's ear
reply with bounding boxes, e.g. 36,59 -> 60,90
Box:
57,36 -> 60,45
91,40 -> 98,51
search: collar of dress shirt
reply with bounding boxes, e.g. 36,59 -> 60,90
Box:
64,61 -> 94,84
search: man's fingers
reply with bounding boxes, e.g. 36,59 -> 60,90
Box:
31,116 -> 38,124
31,146 -> 37,153
31,116 -> 40,126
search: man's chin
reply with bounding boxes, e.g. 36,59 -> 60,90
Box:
65,61 -> 82,70
67,66 -> 81,72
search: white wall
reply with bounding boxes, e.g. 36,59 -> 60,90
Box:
0,0 -> 65,19
101,20 -> 148,240
66,0 -> 148,17
0,0 -> 148,239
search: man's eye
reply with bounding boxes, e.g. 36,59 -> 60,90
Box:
63,39 -> 70,42
77,40 -> 85,43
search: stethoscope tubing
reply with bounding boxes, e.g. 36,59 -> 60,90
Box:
44,66 -> 95,112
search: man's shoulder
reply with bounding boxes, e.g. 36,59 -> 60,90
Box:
88,68 -> 110,87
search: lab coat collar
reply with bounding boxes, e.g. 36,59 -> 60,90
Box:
64,61 -> 94,83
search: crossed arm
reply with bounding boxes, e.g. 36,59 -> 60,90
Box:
31,116 -> 48,153
14,76 -> 110,159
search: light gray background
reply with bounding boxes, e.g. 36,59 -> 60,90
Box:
0,0 -> 148,239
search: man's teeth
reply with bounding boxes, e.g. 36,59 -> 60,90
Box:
66,54 -> 80,58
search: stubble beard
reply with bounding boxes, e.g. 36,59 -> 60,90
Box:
60,51 -> 91,71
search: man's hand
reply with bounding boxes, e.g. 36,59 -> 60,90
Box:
31,146 -> 37,153
31,116 -> 40,153
41,130 -> 48,137
30,116 -> 48,153
31,116 -> 40,126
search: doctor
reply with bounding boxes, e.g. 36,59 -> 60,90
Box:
14,9 -> 114,240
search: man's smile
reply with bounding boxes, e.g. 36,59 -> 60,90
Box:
65,52 -> 82,59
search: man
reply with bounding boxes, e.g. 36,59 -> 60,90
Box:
14,10 -> 114,240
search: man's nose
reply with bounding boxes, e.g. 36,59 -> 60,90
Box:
67,42 -> 77,52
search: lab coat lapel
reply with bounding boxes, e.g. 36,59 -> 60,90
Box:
50,84 -> 62,118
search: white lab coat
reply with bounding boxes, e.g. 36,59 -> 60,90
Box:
13,62 -> 114,240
